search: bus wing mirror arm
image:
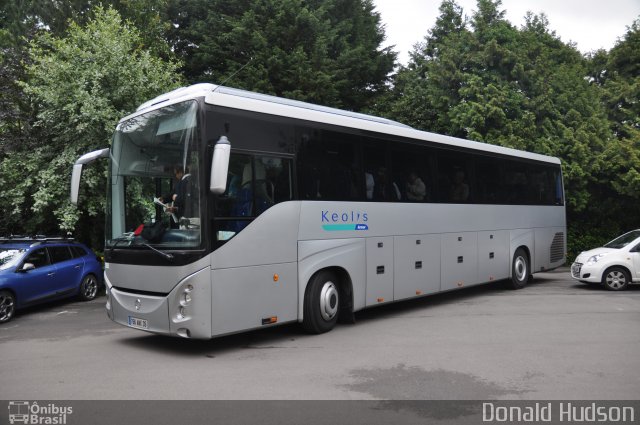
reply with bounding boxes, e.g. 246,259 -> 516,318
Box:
210,136 -> 231,194
70,148 -> 110,205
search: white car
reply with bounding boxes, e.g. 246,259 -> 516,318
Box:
571,230 -> 640,290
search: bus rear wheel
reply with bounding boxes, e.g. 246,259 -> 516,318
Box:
303,270 -> 340,334
509,248 -> 529,289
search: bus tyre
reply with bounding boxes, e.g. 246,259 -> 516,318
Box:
509,248 -> 529,289
602,267 -> 629,291
303,271 -> 340,334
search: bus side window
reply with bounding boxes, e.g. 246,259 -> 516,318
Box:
437,153 -> 471,203
553,169 -> 564,205
297,128 -> 362,201
391,149 -> 432,202
216,154 -> 251,218
256,156 -> 293,208
223,155 -> 293,216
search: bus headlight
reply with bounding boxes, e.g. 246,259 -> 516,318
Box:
180,284 -> 193,307
104,280 -> 112,311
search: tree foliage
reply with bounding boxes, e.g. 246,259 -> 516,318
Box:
386,0 -> 613,216
594,19 -> 640,200
0,6 -> 182,245
165,0 -> 396,110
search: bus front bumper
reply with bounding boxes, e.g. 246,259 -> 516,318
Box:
105,268 -> 212,339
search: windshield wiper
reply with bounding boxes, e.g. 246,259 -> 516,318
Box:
108,237 -> 133,256
108,236 -> 174,261
138,242 -> 174,261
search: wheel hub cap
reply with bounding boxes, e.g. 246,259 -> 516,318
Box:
0,295 -> 15,321
319,282 -> 338,321
515,256 -> 527,281
607,272 -> 624,288
85,277 -> 97,298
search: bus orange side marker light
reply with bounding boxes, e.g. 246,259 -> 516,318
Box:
261,316 -> 278,325
416,290 -> 422,295
377,298 -> 384,303
273,274 -> 279,282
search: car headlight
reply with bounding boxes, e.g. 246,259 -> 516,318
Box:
586,253 -> 607,265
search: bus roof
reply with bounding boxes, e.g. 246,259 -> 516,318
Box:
131,83 -> 560,165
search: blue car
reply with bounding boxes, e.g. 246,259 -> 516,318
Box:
0,237 -> 103,323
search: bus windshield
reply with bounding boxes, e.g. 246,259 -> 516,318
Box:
106,100 -> 202,249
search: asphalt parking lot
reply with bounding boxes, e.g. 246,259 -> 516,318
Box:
1,267 -> 639,401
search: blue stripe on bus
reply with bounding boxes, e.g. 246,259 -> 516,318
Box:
322,224 -> 369,231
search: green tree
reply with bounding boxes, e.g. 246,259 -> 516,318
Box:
0,0 -> 171,54
385,0 -> 470,134
0,25 -> 38,155
165,0 -> 395,111
385,0 -> 611,215
0,0 -> 174,154
597,19 -> 640,200
0,6 -> 182,247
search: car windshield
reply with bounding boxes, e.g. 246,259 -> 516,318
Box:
604,230 -> 640,249
0,248 -> 25,270
106,100 -> 202,249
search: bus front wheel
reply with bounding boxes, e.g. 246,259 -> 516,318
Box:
303,270 -> 340,334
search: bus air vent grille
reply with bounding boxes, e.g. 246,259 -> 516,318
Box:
550,232 -> 565,263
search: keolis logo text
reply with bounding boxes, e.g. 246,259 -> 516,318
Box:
321,210 -> 369,231
321,210 -> 368,223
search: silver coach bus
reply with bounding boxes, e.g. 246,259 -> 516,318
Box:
71,83 -> 566,339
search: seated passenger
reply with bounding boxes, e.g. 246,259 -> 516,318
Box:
406,171 -> 426,201
450,169 -> 469,202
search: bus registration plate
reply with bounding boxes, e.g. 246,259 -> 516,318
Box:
128,316 -> 148,329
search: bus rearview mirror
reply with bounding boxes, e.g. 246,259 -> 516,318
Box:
210,136 -> 231,194
70,148 -> 110,204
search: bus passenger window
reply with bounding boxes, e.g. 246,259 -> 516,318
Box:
437,154 -> 471,203
259,157 -> 292,204
214,154 -> 292,242
391,149 -> 432,202
297,129 -> 362,201
364,142 -> 401,202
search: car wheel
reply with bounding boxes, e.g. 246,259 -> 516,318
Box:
303,270 -> 340,334
0,290 -> 16,323
508,248 -> 529,289
602,267 -> 629,291
79,274 -> 99,301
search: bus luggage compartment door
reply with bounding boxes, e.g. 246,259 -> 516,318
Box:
366,237 -> 394,305
478,230 -> 509,282
441,232 -> 478,290
393,234 -> 441,300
